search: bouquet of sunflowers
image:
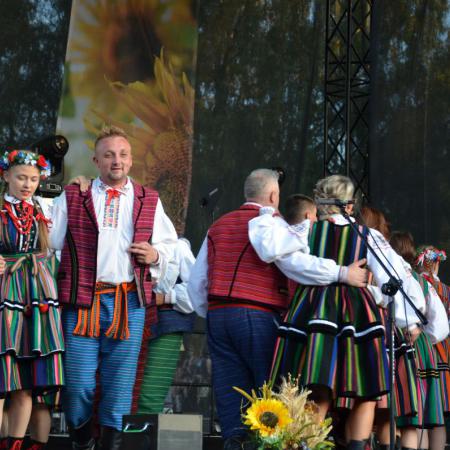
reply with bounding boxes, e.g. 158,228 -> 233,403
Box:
234,377 -> 333,450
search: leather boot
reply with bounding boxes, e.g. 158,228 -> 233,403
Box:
69,420 -> 95,450
97,426 -> 122,450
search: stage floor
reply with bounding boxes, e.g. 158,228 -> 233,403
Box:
45,434 -> 224,449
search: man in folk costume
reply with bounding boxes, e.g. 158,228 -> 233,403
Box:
187,168 -> 368,450
50,126 -> 177,450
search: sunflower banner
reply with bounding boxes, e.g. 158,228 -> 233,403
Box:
55,0 -> 201,424
234,379 -> 334,450
57,0 -> 197,234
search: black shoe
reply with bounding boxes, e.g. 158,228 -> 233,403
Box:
347,440 -> 367,450
97,426 -> 122,450
71,439 -> 95,450
223,436 -> 244,450
69,419 -> 95,450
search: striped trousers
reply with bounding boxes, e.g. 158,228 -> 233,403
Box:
207,307 -> 280,439
137,333 -> 183,413
62,292 -> 145,431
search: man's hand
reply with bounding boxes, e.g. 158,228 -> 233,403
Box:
0,255 -> 5,275
346,259 -> 368,287
129,242 -> 159,265
68,175 -> 91,193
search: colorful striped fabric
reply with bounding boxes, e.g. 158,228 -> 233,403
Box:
0,203 -> 64,394
207,204 -> 288,311
62,291 -> 145,431
397,331 -> 444,428
58,183 -> 159,309
137,332 -> 183,413
270,220 -> 389,400
336,320 -> 419,418
427,277 -> 450,414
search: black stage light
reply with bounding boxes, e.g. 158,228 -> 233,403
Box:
31,135 -> 70,197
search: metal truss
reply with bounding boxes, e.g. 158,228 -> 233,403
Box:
324,0 -> 372,201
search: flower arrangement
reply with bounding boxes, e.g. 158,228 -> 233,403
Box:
234,378 -> 333,450
0,150 -> 51,179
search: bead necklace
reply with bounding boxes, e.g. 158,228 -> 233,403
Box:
3,201 -> 35,235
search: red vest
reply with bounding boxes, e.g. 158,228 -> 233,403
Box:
207,204 -> 288,311
58,182 -> 159,309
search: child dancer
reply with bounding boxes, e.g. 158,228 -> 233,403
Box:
0,150 -> 64,450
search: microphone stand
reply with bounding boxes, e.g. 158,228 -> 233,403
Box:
337,204 -> 427,450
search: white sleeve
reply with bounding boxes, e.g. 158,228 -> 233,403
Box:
172,239 -> 196,314
423,282 -> 450,344
34,196 -> 52,219
186,237 -> 209,318
248,214 -> 311,262
274,252 -> 340,285
367,232 -> 426,328
152,257 -> 179,294
150,199 -> 178,280
48,192 -> 68,251
249,214 -> 340,285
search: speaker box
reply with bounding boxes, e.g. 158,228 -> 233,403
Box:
122,414 -> 203,450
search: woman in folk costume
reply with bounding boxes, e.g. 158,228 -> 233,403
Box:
0,150 -> 64,450
255,175 -> 424,450
413,245 -> 450,450
345,208 -> 424,450
390,233 -> 448,450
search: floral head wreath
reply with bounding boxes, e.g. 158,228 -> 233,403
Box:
415,246 -> 447,268
0,150 -> 51,180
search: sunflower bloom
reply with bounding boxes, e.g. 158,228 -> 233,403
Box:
69,0 -> 196,111
244,398 -> 292,437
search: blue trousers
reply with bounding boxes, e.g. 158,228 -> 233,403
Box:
62,292 -> 145,431
207,307 -> 280,439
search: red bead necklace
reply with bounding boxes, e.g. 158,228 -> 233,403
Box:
3,201 -> 35,235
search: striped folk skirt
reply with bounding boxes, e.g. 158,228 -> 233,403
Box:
434,337 -> 450,414
0,252 -> 64,394
335,325 -> 419,418
397,332 -> 444,428
271,284 -> 389,400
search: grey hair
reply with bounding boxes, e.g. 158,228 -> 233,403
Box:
244,169 -> 279,200
314,175 -> 355,217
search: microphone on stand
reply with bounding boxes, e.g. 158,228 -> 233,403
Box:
315,198 -> 355,207
200,187 -> 220,208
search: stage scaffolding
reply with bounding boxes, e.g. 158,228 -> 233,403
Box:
324,0 -> 372,201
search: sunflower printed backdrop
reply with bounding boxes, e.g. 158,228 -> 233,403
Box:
57,0 -> 197,233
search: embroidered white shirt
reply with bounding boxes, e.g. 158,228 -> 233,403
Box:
49,177 -> 177,284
